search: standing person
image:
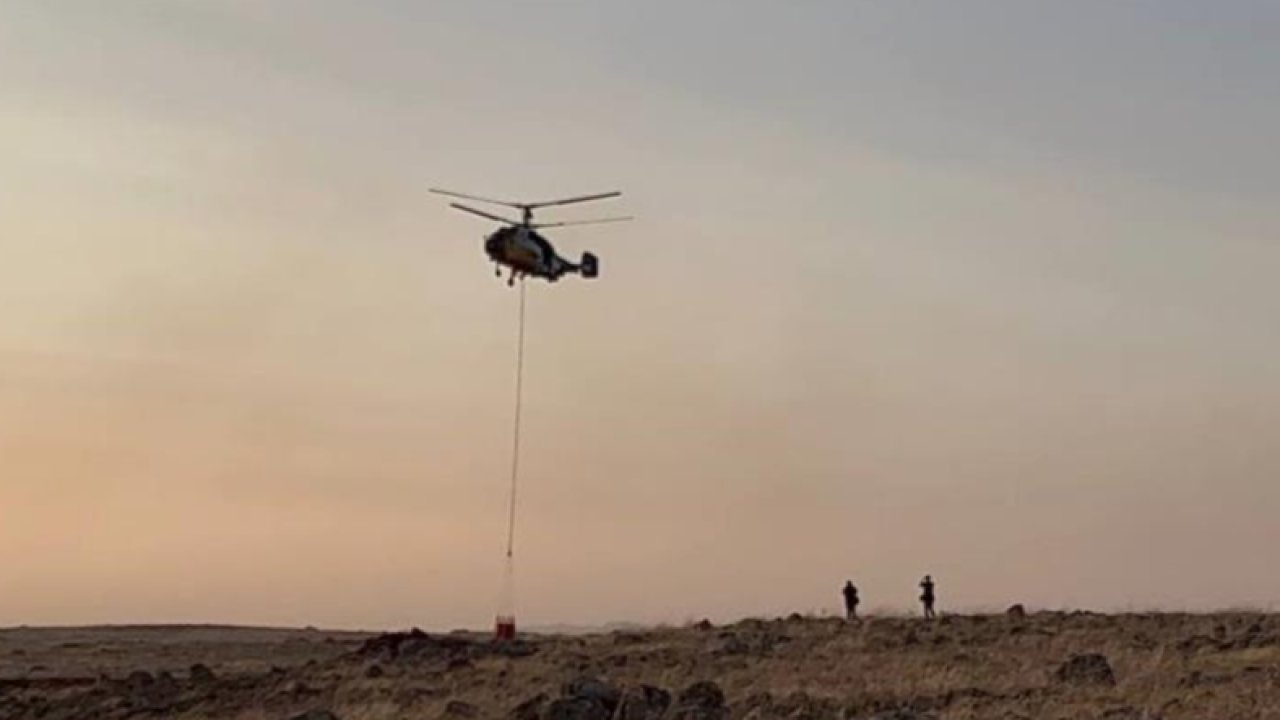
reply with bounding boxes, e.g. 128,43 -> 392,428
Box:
842,580 -> 860,620
919,575 -> 936,619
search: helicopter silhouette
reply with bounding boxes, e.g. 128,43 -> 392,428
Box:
430,188 -> 631,286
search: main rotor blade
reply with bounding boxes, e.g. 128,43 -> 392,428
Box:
525,191 -> 622,210
448,202 -> 520,225
430,188 -> 522,209
532,216 -> 634,229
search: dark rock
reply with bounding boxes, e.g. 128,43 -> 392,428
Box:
671,681 -> 726,719
1128,633 -> 1157,651
562,676 -> 621,713
1006,604 -> 1026,618
154,670 -> 179,696
616,685 -> 672,720
365,663 -> 385,679
124,670 -> 153,691
546,696 -> 610,720
188,663 -> 217,684
509,692 -> 547,720
1054,653 -> 1116,686
712,634 -> 750,655
693,619 -> 714,631
120,669 -> 180,710
865,711 -> 938,720
445,700 -> 479,717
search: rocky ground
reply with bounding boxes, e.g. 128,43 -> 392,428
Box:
2,611 -> 1279,719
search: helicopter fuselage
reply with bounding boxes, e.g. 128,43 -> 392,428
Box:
485,225 -> 596,284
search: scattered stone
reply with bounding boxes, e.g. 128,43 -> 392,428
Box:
365,663 -> 385,679
546,696 -> 611,720
562,676 -> 622,714
495,640 -> 539,658
510,692 -> 548,720
712,634 -> 750,655
1176,634 -> 1223,653
865,711 -> 938,720
119,669 -> 179,710
444,700 -> 479,717
1054,653 -> 1116,686
739,692 -> 775,717
289,711 -> 341,720
1128,633 -> 1157,651
355,628 -> 479,664
762,691 -> 840,719
616,685 -> 672,720
154,670 -> 179,696
712,630 -> 789,657
671,681 -> 726,720
281,679 -> 319,697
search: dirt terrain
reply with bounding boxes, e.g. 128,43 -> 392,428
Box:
2,611 -> 1279,719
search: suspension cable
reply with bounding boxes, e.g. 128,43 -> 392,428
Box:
505,278 -> 526,560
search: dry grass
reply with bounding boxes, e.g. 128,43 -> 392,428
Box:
3,612 -> 1280,718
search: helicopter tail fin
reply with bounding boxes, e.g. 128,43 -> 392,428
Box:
579,252 -> 599,279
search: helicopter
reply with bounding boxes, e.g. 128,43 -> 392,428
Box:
430,188 -> 631,286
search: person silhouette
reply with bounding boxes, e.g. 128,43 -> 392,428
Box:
919,575 -> 936,619
842,580 -> 860,620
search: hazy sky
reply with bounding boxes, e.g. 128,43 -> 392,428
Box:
1,1 -> 1277,630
